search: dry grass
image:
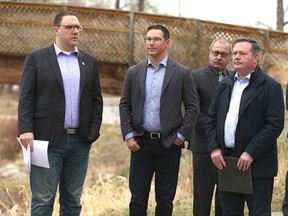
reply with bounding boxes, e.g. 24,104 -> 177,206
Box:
0,91 -> 287,215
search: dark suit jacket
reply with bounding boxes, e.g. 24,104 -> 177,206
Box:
119,58 -> 199,148
206,65 -> 284,178
189,65 -> 230,153
286,83 -> 288,110
18,44 -> 103,145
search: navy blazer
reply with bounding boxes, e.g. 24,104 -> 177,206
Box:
18,44 -> 103,145
119,58 -> 199,148
206,65 -> 284,178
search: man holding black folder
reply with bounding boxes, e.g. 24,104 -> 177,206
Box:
205,37 -> 285,215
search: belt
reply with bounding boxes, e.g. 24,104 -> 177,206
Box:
143,131 -> 161,140
64,128 -> 79,135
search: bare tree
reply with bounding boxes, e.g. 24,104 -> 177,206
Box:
115,0 -> 120,9
277,0 -> 284,30
277,0 -> 288,31
138,0 -> 144,11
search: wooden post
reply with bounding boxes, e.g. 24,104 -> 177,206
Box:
128,11 -> 135,67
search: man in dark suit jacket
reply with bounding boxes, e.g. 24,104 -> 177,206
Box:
119,24 -> 199,216
206,37 -> 284,215
18,11 -> 103,215
189,38 -> 232,216
282,83 -> 288,216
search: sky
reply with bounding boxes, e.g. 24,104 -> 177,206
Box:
150,0 -> 288,32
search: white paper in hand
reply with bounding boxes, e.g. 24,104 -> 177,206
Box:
32,140 -> 50,168
16,138 -> 50,171
17,138 -> 31,171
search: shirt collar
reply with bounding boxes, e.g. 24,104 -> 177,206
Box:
147,55 -> 168,68
234,71 -> 253,81
54,43 -> 79,56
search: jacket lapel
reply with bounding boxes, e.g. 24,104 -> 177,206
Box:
239,67 -> 265,116
206,65 -> 218,89
139,60 -> 148,96
161,58 -> 175,95
47,45 -> 64,89
78,51 -> 86,95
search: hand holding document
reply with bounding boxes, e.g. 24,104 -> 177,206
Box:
17,138 -> 50,171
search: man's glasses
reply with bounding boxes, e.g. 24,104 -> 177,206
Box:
57,24 -> 83,32
144,37 -> 164,44
211,51 -> 230,58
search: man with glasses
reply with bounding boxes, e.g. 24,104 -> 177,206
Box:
119,24 -> 199,215
189,38 -> 232,216
206,37 -> 284,215
18,11 -> 103,215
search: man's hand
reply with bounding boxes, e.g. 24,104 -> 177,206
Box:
126,137 -> 140,152
237,151 -> 253,172
211,148 -> 226,170
19,132 -> 34,152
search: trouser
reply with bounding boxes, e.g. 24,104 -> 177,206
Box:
30,134 -> 91,216
192,152 -> 222,216
219,177 -> 274,216
129,135 -> 181,216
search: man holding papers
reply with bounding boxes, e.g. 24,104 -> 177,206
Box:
18,11 -> 103,216
205,37 -> 284,215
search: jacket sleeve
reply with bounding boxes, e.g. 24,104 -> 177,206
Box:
178,68 -> 199,140
205,84 -> 223,152
119,68 -> 134,140
18,51 -> 37,135
285,83 -> 288,110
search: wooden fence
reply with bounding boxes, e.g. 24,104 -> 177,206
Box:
1,1 -> 287,94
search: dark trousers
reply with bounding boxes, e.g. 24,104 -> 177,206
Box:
283,171 -> 288,216
192,152 -> 222,216
219,177 -> 274,216
129,136 -> 181,216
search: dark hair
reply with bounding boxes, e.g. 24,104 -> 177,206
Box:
147,24 -> 170,40
234,37 -> 260,55
53,11 -> 79,27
